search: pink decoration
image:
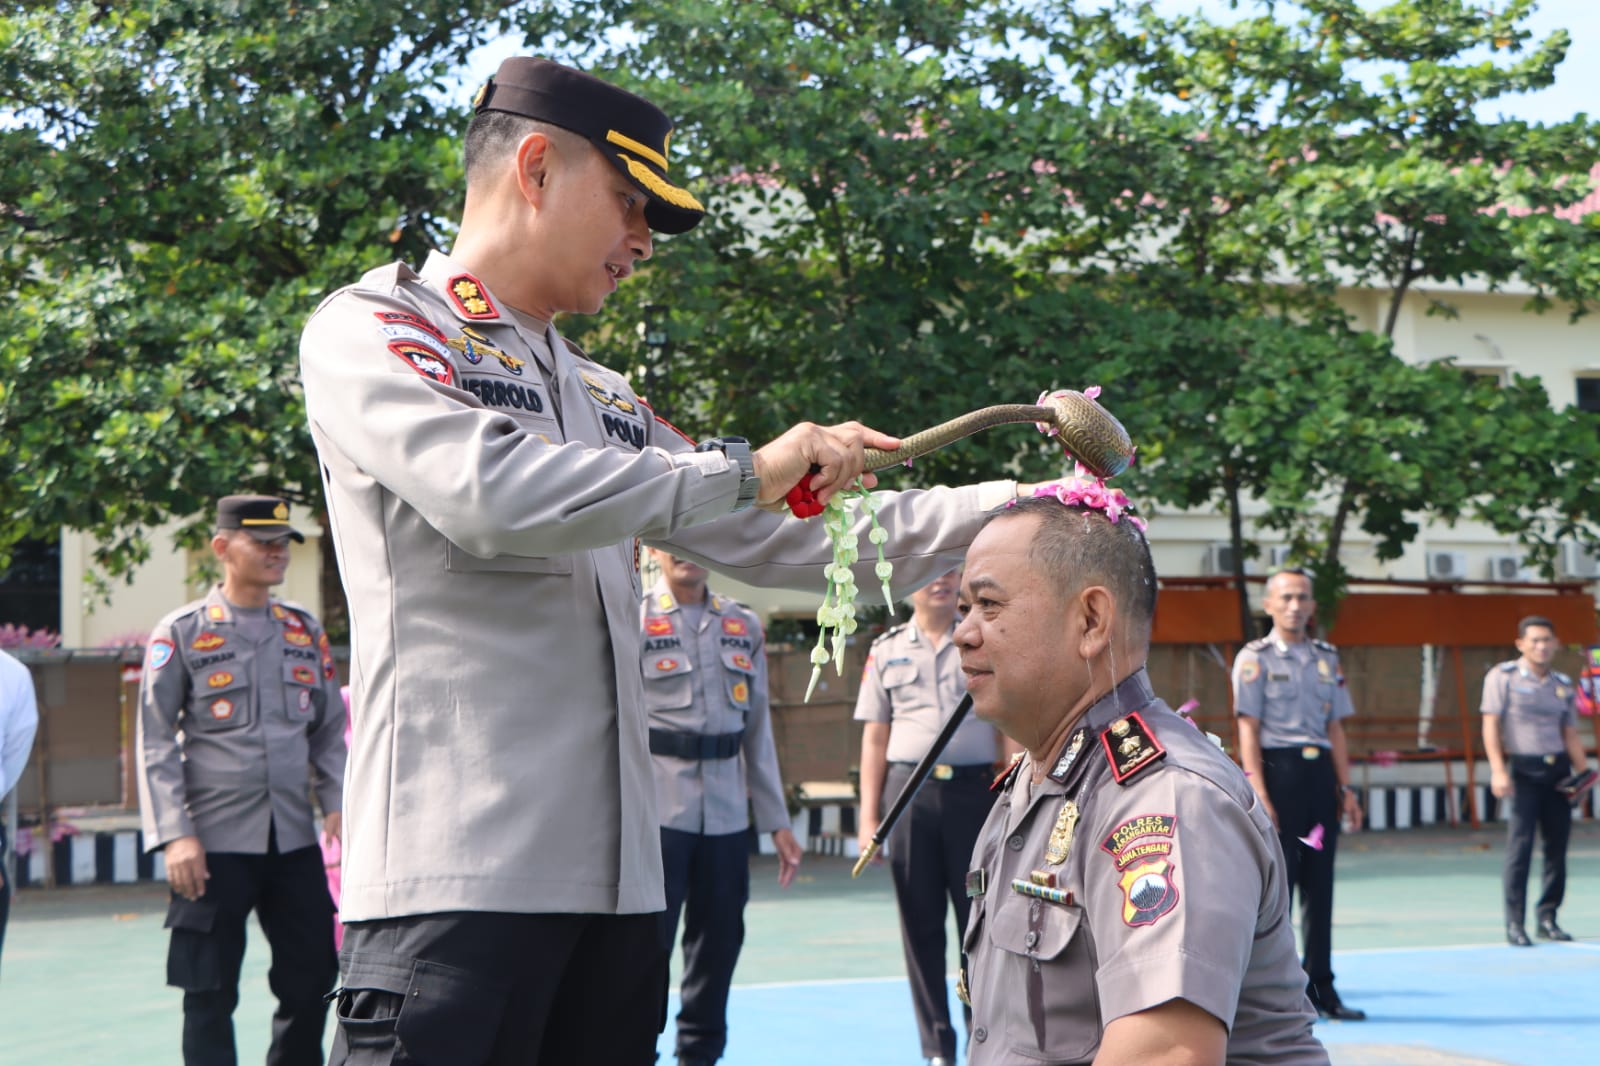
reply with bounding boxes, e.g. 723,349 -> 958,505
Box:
1009,462 -> 1148,532
1299,824 -> 1326,851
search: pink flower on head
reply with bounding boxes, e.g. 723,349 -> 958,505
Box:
1035,386 -> 1104,438
1083,385 -> 1102,401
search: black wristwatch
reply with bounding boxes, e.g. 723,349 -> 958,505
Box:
695,436 -> 760,512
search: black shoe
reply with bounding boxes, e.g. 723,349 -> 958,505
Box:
1507,922 -> 1534,947
677,1057 -> 714,1066
1537,918 -> 1574,941
1308,983 -> 1367,1021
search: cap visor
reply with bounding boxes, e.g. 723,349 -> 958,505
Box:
242,527 -> 305,544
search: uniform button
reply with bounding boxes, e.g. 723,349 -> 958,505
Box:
1025,930 -> 1039,948
974,1027 -> 988,1042
1007,835 -> 1024,851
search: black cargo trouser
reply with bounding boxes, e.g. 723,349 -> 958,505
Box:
885,761 -> 996,1062
331,909 -> 668,1065
1504,752 -> 1573,925
1262,746 -> 1341,989
165,836 -> 337,1066
659,827 -> 750,1063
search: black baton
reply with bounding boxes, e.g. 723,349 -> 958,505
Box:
852,693 -> 975,878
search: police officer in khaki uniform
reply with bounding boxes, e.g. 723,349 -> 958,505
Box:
642,550 -> 801,1066
299,56 -> 1021,1064
854,568 -> 1005,1066
959,496 -> 1327,1065
136,495 -> 346,1066
1481,614 -> 1592,945
1232,568 -> 1365,1022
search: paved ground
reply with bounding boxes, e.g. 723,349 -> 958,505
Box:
4,821 -> 1599,1063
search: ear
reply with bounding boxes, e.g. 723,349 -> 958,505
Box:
513,131 -> 556,207
210,533 -> 231,561
1076,585 -> 1115,661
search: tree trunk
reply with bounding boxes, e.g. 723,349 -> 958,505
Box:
1224,469 -> 1253,642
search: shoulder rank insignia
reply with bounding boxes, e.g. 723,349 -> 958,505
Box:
991,750 -> 1025,792
447,273 -> 499,319
1101,711 -> 1166,784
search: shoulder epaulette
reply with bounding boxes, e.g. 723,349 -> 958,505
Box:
1312,638 -> 1337,653
874,622 -> 909,645
1555,670 -> 1573,685
991,751 -> 1024,792
1499,661 -> 1518,673
1100,711 -> 1167,785
1245,637 -> 1270,651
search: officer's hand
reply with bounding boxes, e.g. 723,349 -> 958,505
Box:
773,828 -> 803,889
855,819 -> 884,868
1340,789 -> 1363,832
752,422 -> 901,513
322,811 -> 342,849
164,835 -> 209,901
1490,768 -> 1512,799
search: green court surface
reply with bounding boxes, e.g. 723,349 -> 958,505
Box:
4,821 -> 1599,1064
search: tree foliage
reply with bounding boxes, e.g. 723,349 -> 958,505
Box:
3,0 -> 1599,631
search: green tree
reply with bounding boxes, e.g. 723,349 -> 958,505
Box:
0,0 -> 510,632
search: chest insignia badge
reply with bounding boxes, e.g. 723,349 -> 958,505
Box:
1046,800 -> 1079,866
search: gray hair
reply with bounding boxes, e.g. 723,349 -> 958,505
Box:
984,496 -> 1156,638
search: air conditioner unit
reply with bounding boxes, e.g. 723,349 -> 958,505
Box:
1560,542 -> 1600,580
1205,543 -> 1258,576
1267,546 -> 1296,569
1487,554 -> 1530,582
1425,550 -> 1468,581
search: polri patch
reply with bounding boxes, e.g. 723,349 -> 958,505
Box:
148,639 -> 175,671
191,632 -> 225,652
1237,658 -> 1260,683
389,340 -> 454,386
211,698 -> 235,721
1100,813 -> 1177,869
293,666 -> 316,685
732,653 -> 753,671
207,671 -> 234,689
286,631 -> 312,647
722,618 -> 748,636
373,310 -> 449,345
732,681 -> 749,704
656,658 -> 680,672
1118,858 -> 1179,927
646,617 -> 674,637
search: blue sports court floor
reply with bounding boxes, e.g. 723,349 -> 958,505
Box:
4,821 -> 1598,1064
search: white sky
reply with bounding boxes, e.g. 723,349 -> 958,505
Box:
1156,0 -> 1600,125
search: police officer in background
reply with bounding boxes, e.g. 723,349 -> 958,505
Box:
854,568 -> 1008,1066
0,647 -> 40,975
136,495 -> 346,1066
1232,568 -> 1365,1022
1481,615 -> 1592,946
642,549 -> 802,1066
961,494 -> 1327,1064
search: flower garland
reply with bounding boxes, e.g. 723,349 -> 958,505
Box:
804,480 -> 895,702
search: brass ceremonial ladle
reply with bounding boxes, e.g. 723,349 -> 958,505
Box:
785,390 -> 1135,517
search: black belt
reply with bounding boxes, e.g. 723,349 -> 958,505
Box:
1264,745 -> 1329,761
1511,753 -> 1565,767
649,728 -> 744,760
890,761 -> 992,782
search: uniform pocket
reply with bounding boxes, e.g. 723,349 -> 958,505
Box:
165,896 -> 222,990
880,661 -> 919,691
643,650 -> 693,709
720,649 -> 754,711
445,542 -> 573,576
185,677 -> 254,733
283,661 -> 320,719
335,952 -> 506,1066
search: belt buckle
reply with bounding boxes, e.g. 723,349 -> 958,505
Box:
1301,746 -> 1321,760
933,764 -> 954,781
1545,754 -> 1558,766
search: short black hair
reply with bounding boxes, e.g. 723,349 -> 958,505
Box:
985,496 -> 1157,638
1518,615 -> 1557,639
463,113 -> 586,186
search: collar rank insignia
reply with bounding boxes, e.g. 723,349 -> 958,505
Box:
1049,729 -> 1087,782
447,273 -> 499,319
1101,712 -> 1166,785
991,750 -> 1024,792
1045,799 -> 1079,866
